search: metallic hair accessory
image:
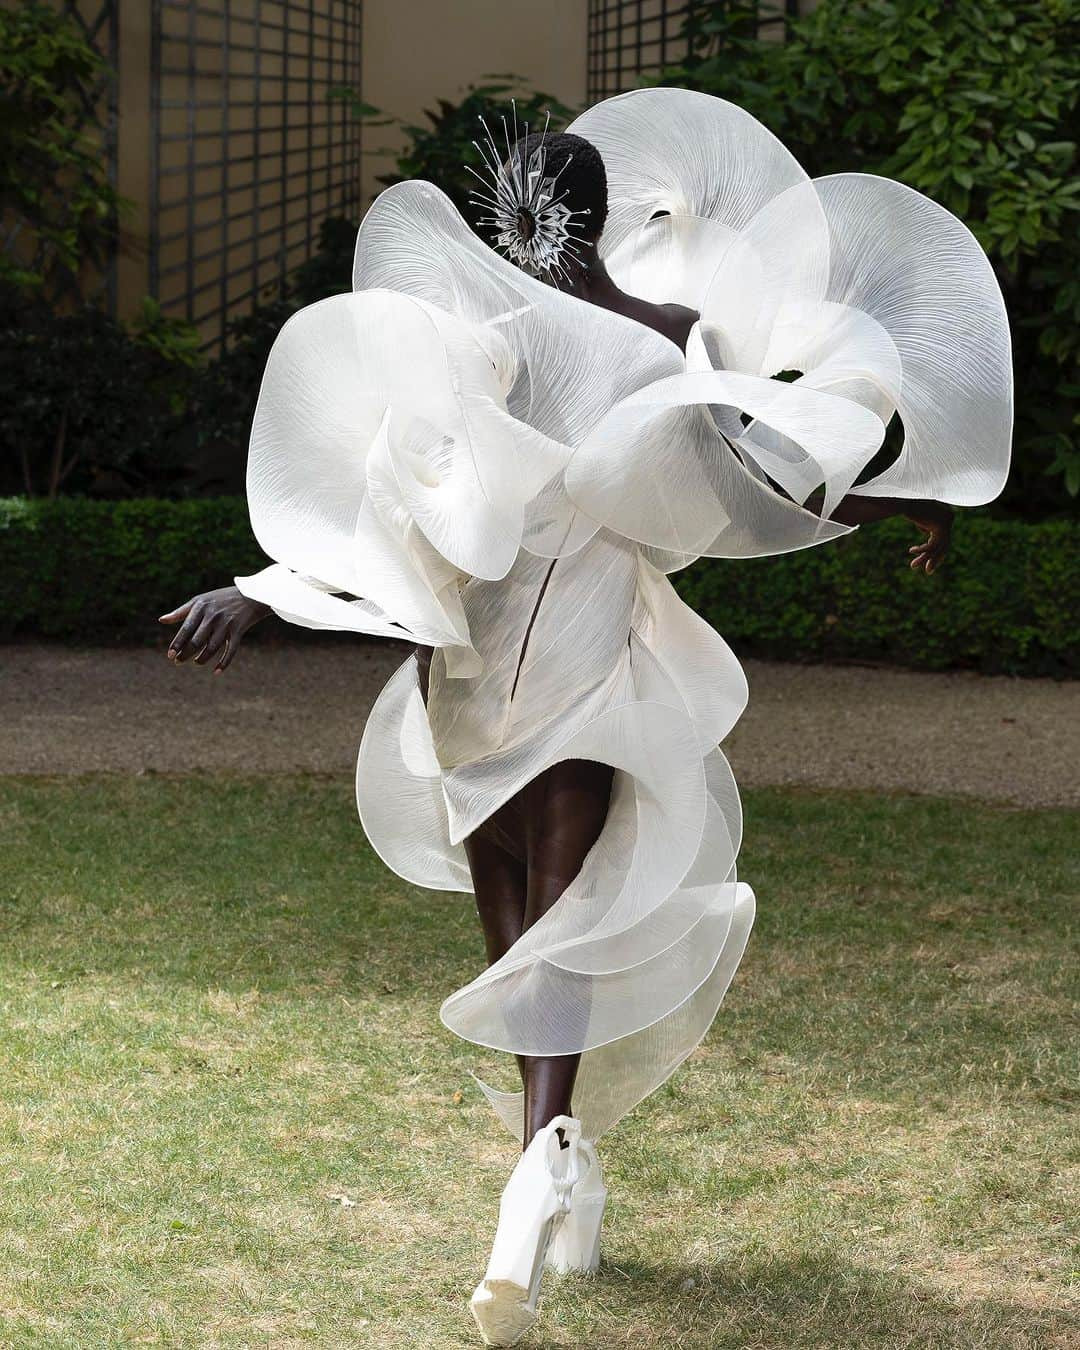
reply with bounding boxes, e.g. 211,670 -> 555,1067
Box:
467,103 -> 591,281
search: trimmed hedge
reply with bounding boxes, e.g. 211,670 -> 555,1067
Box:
0,497 -> 265,645
675,516 -> 1078,677
1,496 -> 1076,676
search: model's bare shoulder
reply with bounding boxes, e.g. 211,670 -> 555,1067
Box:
658,302 -> 700,353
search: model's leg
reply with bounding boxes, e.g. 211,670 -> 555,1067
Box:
521,758 -> 615,1147
463,809 -> 530,1090
463,825 -> 527,966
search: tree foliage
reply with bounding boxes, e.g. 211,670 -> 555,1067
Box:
0,2 -> 127,301
0,287 -> 202,498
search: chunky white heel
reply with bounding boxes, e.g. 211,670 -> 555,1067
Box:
544,1138 -> 606,1274
470,1115 -> 583,1347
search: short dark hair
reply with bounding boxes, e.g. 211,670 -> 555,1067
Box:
514,131 -> 608,243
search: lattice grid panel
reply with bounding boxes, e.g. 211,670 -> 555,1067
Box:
587,1 -> 799,102
55,1 -> 121,312
150,0 -> 364,348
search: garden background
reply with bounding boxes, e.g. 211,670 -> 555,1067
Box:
2,0 -> 1078,671
1,3 -> 1077,1348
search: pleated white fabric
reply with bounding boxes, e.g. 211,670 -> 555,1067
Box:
235,89 -> 1012,1141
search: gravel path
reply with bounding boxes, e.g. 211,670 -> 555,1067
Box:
1,641 -> 1076,808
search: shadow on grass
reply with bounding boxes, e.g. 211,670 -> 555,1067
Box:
550,1251 -> 1075,1349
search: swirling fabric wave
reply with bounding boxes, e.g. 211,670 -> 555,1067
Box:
235,89 -> 1012,1140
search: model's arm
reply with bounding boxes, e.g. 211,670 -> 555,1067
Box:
161,584 -> 438,693
159,586 -> 271,672
805,489 -> 954,575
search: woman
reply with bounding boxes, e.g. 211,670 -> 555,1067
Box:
161,89 -> 1011,1346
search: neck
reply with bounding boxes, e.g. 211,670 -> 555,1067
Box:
546,242 -> 618,302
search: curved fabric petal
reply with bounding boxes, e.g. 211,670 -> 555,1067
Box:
471,881 -> 754,1142
234,561 -> 457,644
564,368 -> 879,555
567,87 -> 810,258
809,173 -> 1013,505
735,301 -> 902,505
247,288 -> 531,591
698,177 -> 832,377
353,180 -> 685,457
602,212 -> 740,310
355,655 -> 473,891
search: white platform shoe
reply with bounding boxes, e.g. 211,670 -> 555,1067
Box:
470,1115 -> 584,1347
545,1138 -> 607,1274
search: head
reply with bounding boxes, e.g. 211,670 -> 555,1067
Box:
471,122 -> 608,280
511,131 -> 608,248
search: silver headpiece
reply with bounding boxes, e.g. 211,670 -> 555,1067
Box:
467,104 -> 591,281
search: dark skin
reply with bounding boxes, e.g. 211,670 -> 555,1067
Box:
160,234 -> 953,1147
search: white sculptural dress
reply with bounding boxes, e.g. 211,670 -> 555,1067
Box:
235,89 -> 1013,1143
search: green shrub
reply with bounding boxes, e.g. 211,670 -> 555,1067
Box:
0,497 -> 264,643
0,497 -> 1075,675
674,517 -> 1078,676
0,289 -> 202,499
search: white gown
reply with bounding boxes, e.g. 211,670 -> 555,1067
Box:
234,89 -> 1013,1142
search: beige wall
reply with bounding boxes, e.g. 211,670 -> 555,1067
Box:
361,0 -> 589,205
21,2 -> 825,329
24,0 -> 588,328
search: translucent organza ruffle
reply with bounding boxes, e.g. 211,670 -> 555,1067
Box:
236,87 -> 1012,1139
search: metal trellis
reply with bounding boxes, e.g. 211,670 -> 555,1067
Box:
149,0 -> 363,349
586,0 -> 800,103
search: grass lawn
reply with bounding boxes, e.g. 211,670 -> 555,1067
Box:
0,775 -> 1077,1348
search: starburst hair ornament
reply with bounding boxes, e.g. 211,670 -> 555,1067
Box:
466,103 -> 592,282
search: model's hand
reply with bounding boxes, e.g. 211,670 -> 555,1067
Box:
905,503 -> 953,575
158,586 -> 270,672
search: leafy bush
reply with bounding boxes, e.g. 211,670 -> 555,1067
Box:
0,217 -> 356,501
0,497 -> 265,642
656,0 -> 1080,515
0,288 -> 202,498
0,6 -> 206,499
675,517 -> 1078,677
1,496 -> 1074,675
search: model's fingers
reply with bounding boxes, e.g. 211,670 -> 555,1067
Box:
213,634 -> 233,672
215,635 -> 238,672
159,600 -> 194,625
194,622 -> 227,664
168,605 -> 204,659
174,611 -> 214,663
183,615 -> 218,664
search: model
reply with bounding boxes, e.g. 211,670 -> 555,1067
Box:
160,89 -> 1012,1346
